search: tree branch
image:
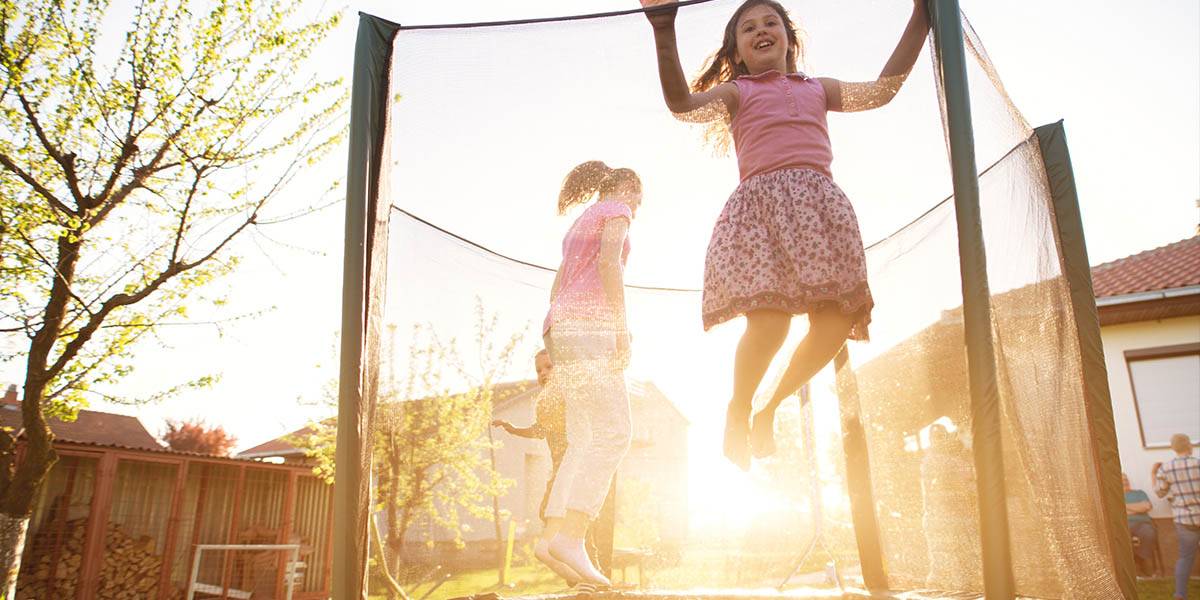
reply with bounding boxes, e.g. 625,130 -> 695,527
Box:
89,110 -> 202,228
46,199 -> 259,379
17,93 -> 86,207
0,153 -> 74,215
170,164 -> 204,263
12,227 -> 92,317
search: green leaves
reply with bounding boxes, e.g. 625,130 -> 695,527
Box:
0,0 -> 347,414
294,313 -> 524,565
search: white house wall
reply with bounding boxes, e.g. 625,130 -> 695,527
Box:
415,386 -> 690,547
1103,315 -> 1200,519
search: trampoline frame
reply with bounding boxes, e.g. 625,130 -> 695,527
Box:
333,1 -> 1136,598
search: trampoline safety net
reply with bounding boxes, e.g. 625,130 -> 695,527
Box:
335,1 -> 1134,598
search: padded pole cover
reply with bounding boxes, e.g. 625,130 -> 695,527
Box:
929,0 -> 1016,596
336,13 -> 400,600
1036,121 -> 1138,599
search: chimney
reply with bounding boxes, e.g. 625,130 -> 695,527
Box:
2,385 -> 17,405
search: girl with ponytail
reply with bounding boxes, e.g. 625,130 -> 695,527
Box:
537,160 -> 641,587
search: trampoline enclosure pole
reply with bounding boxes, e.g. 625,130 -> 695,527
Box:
928,0 -> 1017,596
336,13 -> 400,600
1035,121 -> 1138,599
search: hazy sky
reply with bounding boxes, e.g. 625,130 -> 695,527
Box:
2,0 -> 1196,510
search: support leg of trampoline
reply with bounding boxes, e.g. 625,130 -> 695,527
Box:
833,349 -> 888,591
778,385 -> 840,592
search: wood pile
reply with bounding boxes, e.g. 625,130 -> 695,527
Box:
17,518 -> 169,600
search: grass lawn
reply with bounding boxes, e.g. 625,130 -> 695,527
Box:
370,565 -> 568,600
373,566 -> 1199,600
1137,577 -> 1200,600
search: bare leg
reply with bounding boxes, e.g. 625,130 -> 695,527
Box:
535,517 -> 581,585
549,509 -> 611,585
726,310 -> 791,470
750,307 -> 854,458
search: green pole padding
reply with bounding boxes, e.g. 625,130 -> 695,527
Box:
833,349 -> 888,591
1035,121 -> 1138,599
928,0 -> 1016,597
336,13 -> 400,600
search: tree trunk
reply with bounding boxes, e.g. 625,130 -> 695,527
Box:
486,429 -> 505,586
382,468 -> 402,600
0,380 -> 58,596
0,235 -> 79,595
0,513 -> 29,599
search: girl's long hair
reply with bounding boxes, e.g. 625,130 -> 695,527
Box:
692,0 -> 805,94
557,161 -> 641,215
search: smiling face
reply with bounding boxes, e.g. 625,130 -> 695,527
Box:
733,3 -> 790,75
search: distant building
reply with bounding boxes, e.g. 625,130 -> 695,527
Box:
1094,235 -> 1200,576
482,379 -> 689,545
1,385 -> 331,600
241,378 -> 689,563
0,384 -> 163,452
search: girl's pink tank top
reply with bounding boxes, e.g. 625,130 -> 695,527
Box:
731,71 -> 833,182
543,200 -> 632,334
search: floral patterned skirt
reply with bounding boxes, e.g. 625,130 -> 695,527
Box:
701,168 -> 873,340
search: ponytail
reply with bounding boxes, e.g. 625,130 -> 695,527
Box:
557,161 -> 641,215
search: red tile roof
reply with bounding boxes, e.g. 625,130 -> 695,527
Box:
1091,236 -> 1200,298
238,423 -> 324,458
0,399 -> 163,451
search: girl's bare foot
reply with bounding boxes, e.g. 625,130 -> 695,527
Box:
724,402 -> 752,471
750,409 -> 777,458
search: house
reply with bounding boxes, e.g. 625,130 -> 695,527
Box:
1,385 -> 332,600
481,379 -> 689,546
0,386 -> 163,452
242,378 -> 690,564
791,234 -> 1199,586
1094,235 -> 1200,575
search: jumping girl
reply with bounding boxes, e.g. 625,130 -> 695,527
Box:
640,0 -> 929,470
541,161 -> 641,586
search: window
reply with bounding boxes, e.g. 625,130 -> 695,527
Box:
1126,343 -> 1200,449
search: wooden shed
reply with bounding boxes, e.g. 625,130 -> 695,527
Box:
2,390 -> 332,600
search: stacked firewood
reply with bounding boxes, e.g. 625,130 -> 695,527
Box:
17,518 -> 167,600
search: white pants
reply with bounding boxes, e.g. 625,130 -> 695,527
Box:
543,328 -> 631,519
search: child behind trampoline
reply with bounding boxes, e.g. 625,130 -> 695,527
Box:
490,350 -> 608,587
640,0 -> 930,470
540,161 -> 640,586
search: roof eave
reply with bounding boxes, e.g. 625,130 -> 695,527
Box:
1095,284 -> 1200,307
1097,286 -> 1200,327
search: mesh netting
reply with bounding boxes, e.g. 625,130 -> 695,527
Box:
356,0 -> 1125,596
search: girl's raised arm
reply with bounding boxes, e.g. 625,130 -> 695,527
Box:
641,0 -> 738,118
819,1 -> 930,113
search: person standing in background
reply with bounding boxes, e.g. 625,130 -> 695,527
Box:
1154,433 -> 1200,599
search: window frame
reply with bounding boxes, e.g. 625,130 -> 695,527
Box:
1124,342 -> 1200,450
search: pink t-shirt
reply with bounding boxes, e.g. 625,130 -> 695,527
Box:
731,71 -> 833,182
543,200 -> 632,334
